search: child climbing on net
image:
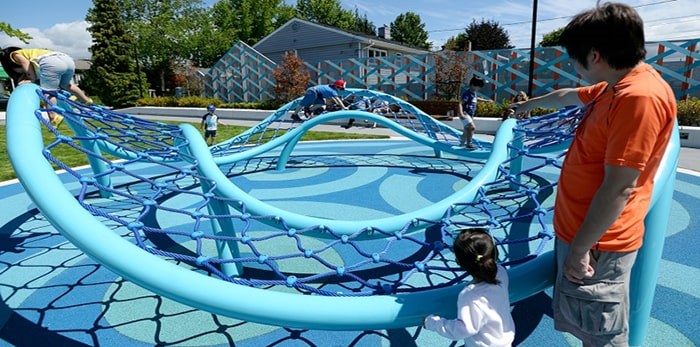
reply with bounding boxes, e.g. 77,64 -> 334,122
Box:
423,228 -> 515,347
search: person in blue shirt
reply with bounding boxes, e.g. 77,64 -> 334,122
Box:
292,79 -> 348,121
458,76 -> 485,150
200,104 -> 224,146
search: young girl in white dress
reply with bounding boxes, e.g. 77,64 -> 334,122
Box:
423,228 -> 515,347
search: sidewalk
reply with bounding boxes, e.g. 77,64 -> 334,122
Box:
3,110 -> 698,173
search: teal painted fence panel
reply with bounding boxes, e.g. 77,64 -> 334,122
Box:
207,39 -> 700,103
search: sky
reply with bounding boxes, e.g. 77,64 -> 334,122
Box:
1,0 -> 699,60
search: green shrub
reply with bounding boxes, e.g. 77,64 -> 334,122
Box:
678,97 -> 700,126
472,98 -> 561,119
136,96 -> 173,107
220,101 -> 277,110
89,95 -> 103,105
175,96 -> 221,108
531,107 -> 558,116
134,95 -> 281,110
477,100 -> 504,118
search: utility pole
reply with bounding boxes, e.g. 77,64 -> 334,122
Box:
527,0 -> 538,97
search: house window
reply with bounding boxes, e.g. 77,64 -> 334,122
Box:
368,48 -> 387,58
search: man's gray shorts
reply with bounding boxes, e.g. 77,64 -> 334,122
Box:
553,238 -> 638,347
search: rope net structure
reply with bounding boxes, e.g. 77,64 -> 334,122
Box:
8,83 -> 672,334
209,88 -> 491,161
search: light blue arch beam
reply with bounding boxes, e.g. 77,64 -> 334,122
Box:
275,110 -> 493,170
180,118 -> 516,236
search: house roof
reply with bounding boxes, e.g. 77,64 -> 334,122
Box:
74,59 -> 92,70
253,18 -> 429,55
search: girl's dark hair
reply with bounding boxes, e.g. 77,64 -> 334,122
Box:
469,76 -> 485,88
0,47 -> 28,83
453,228 -> 499,285
560,2 -> 646,70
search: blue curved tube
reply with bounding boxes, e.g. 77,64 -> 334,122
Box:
628,121 -> 680,346
180,118 -> 516,236
213,109 -> 493,167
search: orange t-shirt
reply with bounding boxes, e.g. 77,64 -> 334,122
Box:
553,63 -> 677,252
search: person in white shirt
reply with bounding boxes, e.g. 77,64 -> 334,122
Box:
200,104 -> 223,146
423,228 -> 515,347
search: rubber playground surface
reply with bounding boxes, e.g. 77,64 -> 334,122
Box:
0,138 -> 698,347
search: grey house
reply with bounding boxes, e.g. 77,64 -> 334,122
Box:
253,18 -> 429,64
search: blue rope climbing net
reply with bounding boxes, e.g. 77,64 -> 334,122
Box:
24,88 -> 582,298
209,88 -> 490,159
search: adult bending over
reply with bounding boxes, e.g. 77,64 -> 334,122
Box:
1,47 -> 92,127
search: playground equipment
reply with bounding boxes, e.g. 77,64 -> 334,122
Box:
5,84 -> 678,346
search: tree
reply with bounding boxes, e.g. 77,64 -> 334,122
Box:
463,19 -> 513,51
212,0 -> 294,46
119,0 -> 212,94
442,33 -> 469,51
271,52 -> 310,103
171,61 -> 206,96
296,0 -> 355,30
0,22 -> 31,43
85,0 -> 147,107
431,51 -> 471,100
351,8 -> 376,36
540,27 -> 564,47
390,12 -> 430,50
185,7 -> 236,68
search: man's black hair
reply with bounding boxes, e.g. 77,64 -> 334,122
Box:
560,2 -> 646,70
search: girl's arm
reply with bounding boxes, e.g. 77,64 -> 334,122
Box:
423,300 -> 483,340
11,53 -> 36,82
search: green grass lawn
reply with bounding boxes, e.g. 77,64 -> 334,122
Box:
0,121 -> 388,182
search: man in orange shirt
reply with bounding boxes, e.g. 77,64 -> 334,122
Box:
513,3 -> 676,346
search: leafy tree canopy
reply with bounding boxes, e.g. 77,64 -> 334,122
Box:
442,33 -> 469,51
463,18 -> 513,51
540,27 -> 563,47
296,0 -> 355,30
351,7 -> 376,36
85,0 -> 148,107
0,22 -> 31,43
212,0 -> 295,46
389,12 -> 430,50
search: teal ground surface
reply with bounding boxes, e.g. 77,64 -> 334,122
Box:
0,140 -> 697,347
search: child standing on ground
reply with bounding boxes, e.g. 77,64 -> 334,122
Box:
200,104 -> 223,146
458,76 -> 485,150
423,228 -> 515,347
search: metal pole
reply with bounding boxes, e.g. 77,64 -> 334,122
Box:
527,0 -> 538,97
133,42 -> 144,98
